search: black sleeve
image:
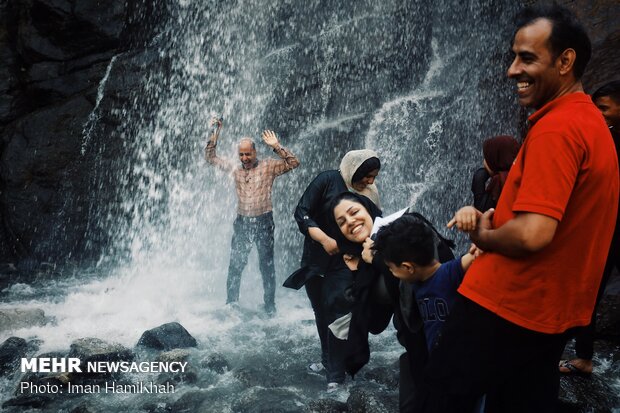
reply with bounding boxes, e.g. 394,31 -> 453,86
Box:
294,173 -> 326,236
471,167 -> 491,211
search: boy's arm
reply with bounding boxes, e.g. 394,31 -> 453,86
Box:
460,247 -> 477,272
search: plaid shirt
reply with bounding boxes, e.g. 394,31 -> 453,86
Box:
205,142 -> 300,216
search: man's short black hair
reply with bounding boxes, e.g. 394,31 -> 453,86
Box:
373,215 -> 436,266
515,4 -> 591,79
592,80 -> 620,104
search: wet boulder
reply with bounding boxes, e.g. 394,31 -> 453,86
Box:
68,337 -> 133,382
168,388 -> 234,413
200,353 -> 230,374
4,351 -> 67,409
558,373 -> 620,412
69,337 -> 134,364
306,399 -> 348,413
0,337 -> 28,376
232,387 -> 305,413
361,364 -> 399,390
346,383 -> 398,413
0,308 -> 47,332
156,348 -> 197,386
137,322 -> 197,350
596,293 -> 620,341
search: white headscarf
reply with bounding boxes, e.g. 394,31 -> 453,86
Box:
339,149 -> 380,207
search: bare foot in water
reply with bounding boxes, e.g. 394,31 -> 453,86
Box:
559,358 -> 593,375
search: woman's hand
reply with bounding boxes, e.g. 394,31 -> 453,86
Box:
321,236 -> 340,255
343,254 -> 360,271
361,237 -> 375,264
447,206 -> 482,232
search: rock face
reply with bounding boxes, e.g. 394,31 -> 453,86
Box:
0,0 -> 617,269
0,0 -> 126,263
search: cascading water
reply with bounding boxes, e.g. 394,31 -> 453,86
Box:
1,0 -> 618,411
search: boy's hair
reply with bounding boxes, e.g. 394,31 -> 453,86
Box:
373,215 -> 436,266
514,4 -> 591,79
592,80 -> 620,104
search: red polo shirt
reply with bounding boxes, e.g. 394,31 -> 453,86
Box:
459,92 -> 619,334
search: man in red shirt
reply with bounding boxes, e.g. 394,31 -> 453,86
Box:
420,5 -> 619,413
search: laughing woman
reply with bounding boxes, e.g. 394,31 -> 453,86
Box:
292,149 -> 381,392
329,191 -> 454,412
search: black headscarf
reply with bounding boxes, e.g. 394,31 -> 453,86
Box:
351,157 -> 381,183
328,191 -> 382,256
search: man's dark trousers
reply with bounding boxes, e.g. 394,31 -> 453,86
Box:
226,212 -> 275,310
417,294 -> 569,413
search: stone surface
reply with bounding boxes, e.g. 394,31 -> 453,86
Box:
0,0 -> 616,272
0,0 -> 127,264
68,337 -> 134,369
231,387 -> 305,413
558,373 -> 620,412
0,308 -> 47,332
305,399 -> 348,413
200,352 -> 230,374
136,322 -> 197,350
597,292 -> 620,341
346,383 -> 398,413
0,336 -> 28,376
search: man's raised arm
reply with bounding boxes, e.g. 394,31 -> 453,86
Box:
262,130 -> 300,175
204,118 -> 235,172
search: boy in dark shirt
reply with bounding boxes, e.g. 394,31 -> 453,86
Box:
373,215 -> 475,351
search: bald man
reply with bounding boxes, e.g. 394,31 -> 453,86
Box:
205,118 -> 300,315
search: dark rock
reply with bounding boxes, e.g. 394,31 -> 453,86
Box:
68,337 -> 134,375
169,388 -> 232,413
233,366 -> 279,388
346,383 -> 398,413
0,337 -> 28,376
0,308 -> 47,332
157,368 -> 198,386
70,403 -> 99,413
232,387 -> 305,413
305,398 -> 348,413
137,322 -> 197,350
597,293 -> 620,341
558,373 -> 620,412
200,352 -> 230,374
156,349 -> 198,386
362,365 -> 399,390
7,351 -> 68,409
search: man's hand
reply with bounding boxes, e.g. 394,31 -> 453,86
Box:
447,206 -> 483,232
467,208 -> 494,249
321,236 -> 339,255
262,130 -> 279,148
361,237 -> 375,264
210,117 -> 223,129
208,118 -> 222,143
343,254 -> 360,271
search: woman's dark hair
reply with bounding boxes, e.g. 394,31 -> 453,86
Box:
514,4 -> 591,80
373,215 -> 436,266
329,192 -> 382,255
351,157 -> 381,183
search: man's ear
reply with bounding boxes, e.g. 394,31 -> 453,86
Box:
400,261 -> 415,275
557,48 -> 576,76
